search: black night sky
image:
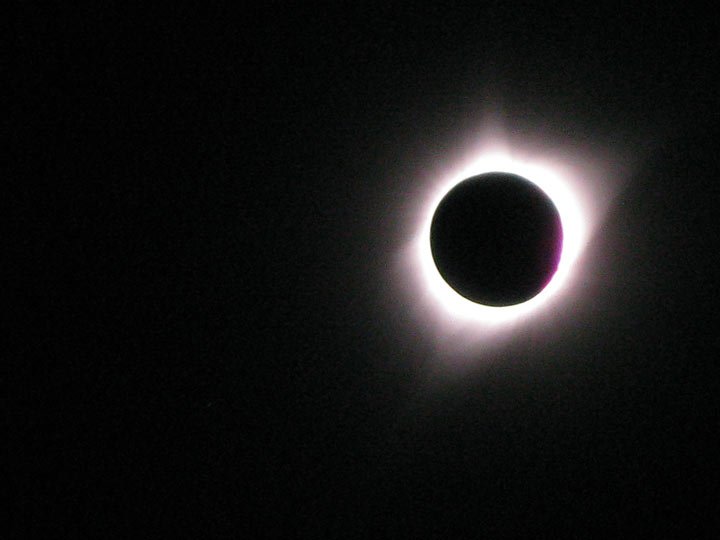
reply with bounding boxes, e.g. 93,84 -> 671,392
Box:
10,3 -> 720,538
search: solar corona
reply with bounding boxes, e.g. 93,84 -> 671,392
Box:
416,152 -> 587,325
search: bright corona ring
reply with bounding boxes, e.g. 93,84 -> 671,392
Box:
418,152 -> 586,325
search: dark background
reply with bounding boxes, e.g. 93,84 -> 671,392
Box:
9,3 -> 720,538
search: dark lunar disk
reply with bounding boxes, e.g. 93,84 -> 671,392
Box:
430,172 -> 563,306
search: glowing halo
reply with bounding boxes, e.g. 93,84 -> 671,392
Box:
417,152 -> 586,325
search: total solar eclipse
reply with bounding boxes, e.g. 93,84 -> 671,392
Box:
429,172 -> 563,307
